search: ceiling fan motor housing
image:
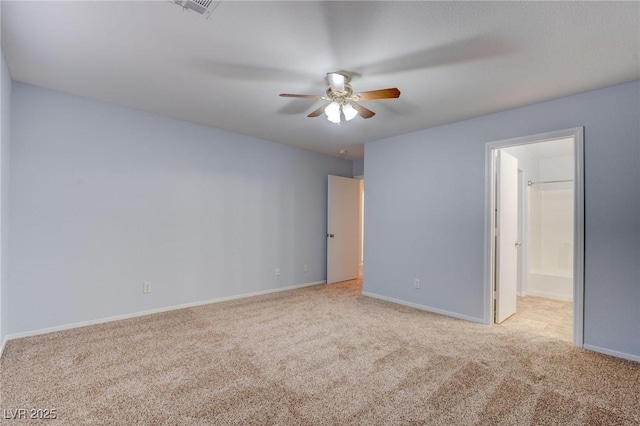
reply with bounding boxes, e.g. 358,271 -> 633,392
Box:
326,82 -> 359,106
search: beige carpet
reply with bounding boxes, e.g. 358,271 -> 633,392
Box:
1,280 -> 638,425
500,295 -> 573,342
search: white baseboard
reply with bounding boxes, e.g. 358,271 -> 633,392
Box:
517,291 -> 528,297
360,293 -> 638,364
583,345 -> 640,363
526,290 -> 573,302
362,291 -> 484,324
5,281 -> 326,342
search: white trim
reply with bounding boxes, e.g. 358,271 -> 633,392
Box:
0,336 -> 7,358
362,291 -> 484,324
526,290 -> 573,302
484,127 -> 585,348
583,345 -> 640,363
483,146 -> 496,325
516,291 -> 528,297
573,130 -> 585,348
5,281 -> 325,342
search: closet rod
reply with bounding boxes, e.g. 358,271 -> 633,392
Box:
527,179 -> 573,186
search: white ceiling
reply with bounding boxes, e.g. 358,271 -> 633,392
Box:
2,1 -> 639,159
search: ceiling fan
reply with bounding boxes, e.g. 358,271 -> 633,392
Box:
279,72 -> 400,124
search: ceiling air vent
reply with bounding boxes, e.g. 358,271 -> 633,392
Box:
173,0 -> 219,18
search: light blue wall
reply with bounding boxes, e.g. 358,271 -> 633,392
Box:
352,159 -> 364,177
0,51 -> 11,347
9,82 -> 351,334
364,81 -> 640,358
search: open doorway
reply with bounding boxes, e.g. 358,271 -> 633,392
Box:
485,128 -> 584,346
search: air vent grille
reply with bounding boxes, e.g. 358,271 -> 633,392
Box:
173,0 -> 219,18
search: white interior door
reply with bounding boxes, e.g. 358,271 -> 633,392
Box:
327,175 -> 360,284
495,150 -> 518,323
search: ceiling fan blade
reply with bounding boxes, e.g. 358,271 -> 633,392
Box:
357,88 -> 401,101
307,104 -> 328,118
350,102 -> 376,119
326,72 -> 346,92
279,93 -> 323,99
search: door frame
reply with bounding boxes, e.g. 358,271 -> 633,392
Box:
484,127 -> 585,347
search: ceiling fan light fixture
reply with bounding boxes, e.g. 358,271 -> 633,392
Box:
325,101 -> 341,123
327,114 -> 341,124
342,103 -> 358,121
279,73 -> 399,123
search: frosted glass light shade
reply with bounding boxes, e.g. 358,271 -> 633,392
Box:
342,103 -> 357,121
325,102 -> 341,124
325,101 -> 340,115
327,114 -> 341,124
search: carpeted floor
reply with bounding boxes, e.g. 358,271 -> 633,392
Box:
1,280 -> 638,425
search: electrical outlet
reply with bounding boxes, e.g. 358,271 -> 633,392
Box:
275,267 -> 280,276
143,281 -> 151,294
414,279 -> 421,289
303,264 -> 309,273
